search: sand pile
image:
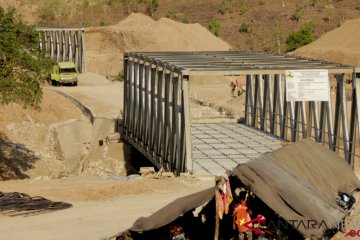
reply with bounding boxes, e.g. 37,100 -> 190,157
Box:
85,13 -> 231,76
292,19 -> 360,67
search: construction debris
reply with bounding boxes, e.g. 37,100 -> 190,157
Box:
139,167 -> 156,177
0,191 -> 72,217
139,167 -> 175,179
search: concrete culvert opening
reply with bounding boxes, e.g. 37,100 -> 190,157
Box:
48,116 -> 141,177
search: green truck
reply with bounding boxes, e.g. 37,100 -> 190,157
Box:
50,61 -> 78,86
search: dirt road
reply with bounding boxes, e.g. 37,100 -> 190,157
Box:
48,72 -> 124,119
0,175 -> 213,240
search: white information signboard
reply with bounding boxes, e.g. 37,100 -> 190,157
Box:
285,69 -> 330,102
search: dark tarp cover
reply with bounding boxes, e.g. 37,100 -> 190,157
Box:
131,187 -> 214,232
118,139 -> 360,239
233,139 -> 360,239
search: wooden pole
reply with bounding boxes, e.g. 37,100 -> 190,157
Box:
214,176 -> 220,240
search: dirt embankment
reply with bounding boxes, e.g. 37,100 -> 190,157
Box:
0,90 -> 83,180
292,19 -> 360,67
85,13 -> 231,76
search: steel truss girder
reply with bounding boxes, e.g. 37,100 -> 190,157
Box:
36,28 -> 86,73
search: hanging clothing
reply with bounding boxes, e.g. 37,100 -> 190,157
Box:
216,176 -> 233,220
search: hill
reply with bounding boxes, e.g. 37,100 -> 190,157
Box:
292,19 -> 360,67
1,0 -> 360,53
86,13 -> 231,76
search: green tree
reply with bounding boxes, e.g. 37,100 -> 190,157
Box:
0,7 -> 52,108
286,21 -> 315,52
208,18 -> 220,37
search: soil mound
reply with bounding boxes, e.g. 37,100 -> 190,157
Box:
85,13 -> 231,76
0,90 -> 83,180
292,19 -> 360,67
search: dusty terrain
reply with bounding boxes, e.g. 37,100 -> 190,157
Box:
0,175 -> 213,240
1,2 -> 360,240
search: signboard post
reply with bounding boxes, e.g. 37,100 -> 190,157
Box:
285,69 -> 330,102
286,69 -> 330,138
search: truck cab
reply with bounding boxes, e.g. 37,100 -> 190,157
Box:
51,61 -> 78,86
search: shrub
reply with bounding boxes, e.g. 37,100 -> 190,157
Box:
147,0 -> 159,16
286,21 -> 315,52
219,0 -> 229,15
246,38 -> 254,49
323,7 -> 334,23
167,8 -> 177,19
239,23 -> 249,33
292,5 -> 304,22
310,0 -> 320,7
181,16 -> 190,24
104,0 -> 115,6
118,70 -> 124,82
208,18 -> 220,37
270,21 -> 286,54
82,20 -> 91,28
99,20 -> 108,26
122,0 -> 144,13
239,2 -> 248,15
38,0 -> 71,22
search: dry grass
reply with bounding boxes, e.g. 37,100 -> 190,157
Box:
10,0 -> 360,52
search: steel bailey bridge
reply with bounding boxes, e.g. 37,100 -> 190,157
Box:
122,51 -> 360,175
36,27 -> 86,73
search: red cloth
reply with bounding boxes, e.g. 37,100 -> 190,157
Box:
230,81 -> 236,90
216,178 -> 233,220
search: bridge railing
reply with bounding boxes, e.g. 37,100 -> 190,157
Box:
123,53 -> 192,175
36,27 -> 86,73
244,72 -> 360,170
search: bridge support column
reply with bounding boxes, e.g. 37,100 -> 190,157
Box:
334,74 -> 350,161
182,75 -> 193,173
349,70 -> 360,169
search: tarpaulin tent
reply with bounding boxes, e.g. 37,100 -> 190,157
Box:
233,139 -> 360,238
116,139 -> 360,239
117,187 -> 215,239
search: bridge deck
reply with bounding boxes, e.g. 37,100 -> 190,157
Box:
191,123 -> 284,175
